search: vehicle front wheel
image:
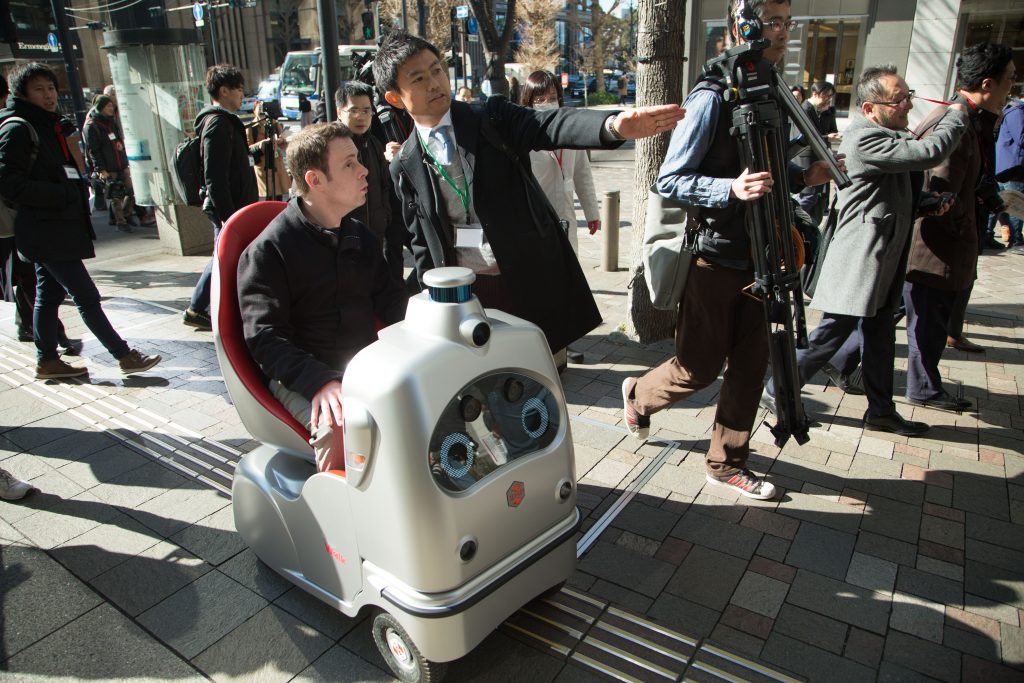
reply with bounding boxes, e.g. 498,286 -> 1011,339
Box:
371,610 -> 448,683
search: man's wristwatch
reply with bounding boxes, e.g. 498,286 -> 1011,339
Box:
604,114 -> 626,141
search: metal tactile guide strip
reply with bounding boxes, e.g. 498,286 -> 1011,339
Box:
505,588 -> 802,682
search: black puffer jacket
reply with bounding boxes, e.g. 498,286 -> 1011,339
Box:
0,96 -> 95,263
83,107 -> 128,173
195,105 -> 258,223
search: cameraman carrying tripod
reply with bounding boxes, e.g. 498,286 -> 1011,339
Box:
247,100 -> 290,201
621,0 -> 838,501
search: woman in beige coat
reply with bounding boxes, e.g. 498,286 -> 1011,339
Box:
247,100 -> 290,200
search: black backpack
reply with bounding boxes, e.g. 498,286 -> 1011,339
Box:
171,114 -> 220,206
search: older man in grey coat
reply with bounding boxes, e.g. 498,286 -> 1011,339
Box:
765,65 -> 966,436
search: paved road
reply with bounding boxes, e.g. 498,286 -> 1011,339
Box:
2,146 -> 1023,682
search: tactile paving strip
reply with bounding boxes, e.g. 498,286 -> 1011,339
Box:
505,588 -> 802,682
0,340 -> 242,494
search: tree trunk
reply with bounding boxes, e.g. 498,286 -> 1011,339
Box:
625,0 -> 686,343
468,0 -> 517,97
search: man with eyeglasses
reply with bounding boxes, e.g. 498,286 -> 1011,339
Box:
767,65 -> 967,436
903,42 -> 1015,409
622,0 -> 836,501
336,80 -> 406,281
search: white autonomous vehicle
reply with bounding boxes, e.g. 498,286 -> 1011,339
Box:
212,201 -> 580,682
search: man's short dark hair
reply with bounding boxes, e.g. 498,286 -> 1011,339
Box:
810,80 -> 835,96
726,0 -> 791,47
287,122 -> 354,196
205,64 -> 245,100
856,64 -> 898,106
956,42 -> 1014,92
372,30 -> 442,95
7,63 -> 59,98
335,80 -> 375,111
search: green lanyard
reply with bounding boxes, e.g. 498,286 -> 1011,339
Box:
419,132 -> 470,221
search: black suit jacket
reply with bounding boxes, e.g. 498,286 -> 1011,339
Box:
390,97 -> 620,352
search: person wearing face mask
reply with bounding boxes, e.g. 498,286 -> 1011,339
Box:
520,71 -> 601,254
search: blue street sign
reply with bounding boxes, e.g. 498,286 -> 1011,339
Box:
456,5 -> 469,19
46,32 -> 58,49
192,2 -> 204,21
467,17 -> 478,34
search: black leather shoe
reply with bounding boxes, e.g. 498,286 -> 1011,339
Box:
822,364 -> 865,395
864,412 -> 930,436
983,237 -> 1005,251
907,391 -> 971,412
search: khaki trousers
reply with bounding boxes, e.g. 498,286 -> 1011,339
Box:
271,380 -> 339,472
630,258 -> 768,476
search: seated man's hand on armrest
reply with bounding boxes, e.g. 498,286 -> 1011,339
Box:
311,379 -> 344,429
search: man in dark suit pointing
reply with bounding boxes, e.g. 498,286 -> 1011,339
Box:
376,30 -> 684,355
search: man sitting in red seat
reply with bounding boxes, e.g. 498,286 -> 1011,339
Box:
238,122 -> 408,470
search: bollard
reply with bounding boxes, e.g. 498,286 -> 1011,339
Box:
601,190 -> 620,272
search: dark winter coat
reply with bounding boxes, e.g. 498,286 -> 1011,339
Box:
390,97 -> 617,353
238,199 -> 408,401
906,95 -> 996,291
83,107 -> 128,173
347,131 -> 405,280
195,105 -> 258,223
0,96 -> 95,263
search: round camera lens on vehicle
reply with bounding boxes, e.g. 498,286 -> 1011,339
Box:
472,322 -> 490,346
504,378 -> 524,402
459,538 -> 478,561
460,395 -> 482,422
521,397 -> 549,438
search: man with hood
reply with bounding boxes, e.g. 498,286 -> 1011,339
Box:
183,63 -> 258,331
335,80 -> 405,281
0,62 -> 161,379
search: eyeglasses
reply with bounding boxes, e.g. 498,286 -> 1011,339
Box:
871,90 -> 915,107
764,19 -> 799,32
341,107 -> 373,116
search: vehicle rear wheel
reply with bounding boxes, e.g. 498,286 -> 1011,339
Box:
371,610 -> 448,683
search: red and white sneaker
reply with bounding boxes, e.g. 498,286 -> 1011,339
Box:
705,469 -> 777,500
621,378 -> 650,440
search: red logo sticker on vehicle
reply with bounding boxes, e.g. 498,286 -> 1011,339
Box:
507,481 -> 525,507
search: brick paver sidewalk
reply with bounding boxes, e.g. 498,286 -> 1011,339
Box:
2,149 -> 1023,681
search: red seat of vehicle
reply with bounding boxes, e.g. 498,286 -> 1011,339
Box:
213,200 -> 314,457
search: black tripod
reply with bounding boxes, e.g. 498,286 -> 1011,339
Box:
253,114 -> 281,199
703,40 -> 851,448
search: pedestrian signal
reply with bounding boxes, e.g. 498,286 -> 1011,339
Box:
362,11 -> 375,41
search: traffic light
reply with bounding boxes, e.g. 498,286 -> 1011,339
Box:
361,11 -> 374,41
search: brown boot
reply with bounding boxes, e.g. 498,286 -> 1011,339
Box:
36,358 -> 88,379
119,350 -> 161,375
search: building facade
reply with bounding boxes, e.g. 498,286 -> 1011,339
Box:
686,0 -> 1023,123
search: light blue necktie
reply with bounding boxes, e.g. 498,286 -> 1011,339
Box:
432,125 -> 454,165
